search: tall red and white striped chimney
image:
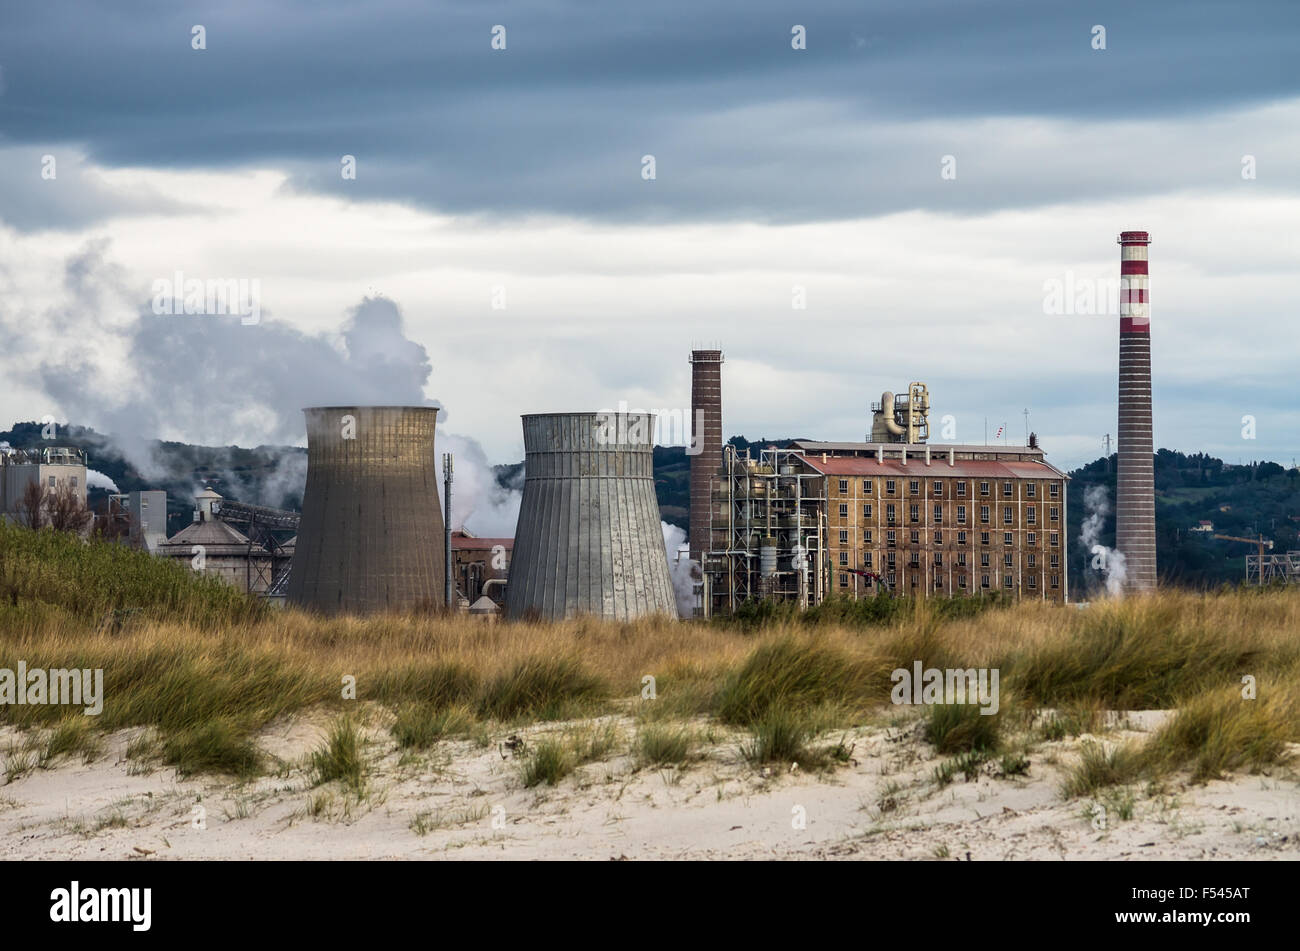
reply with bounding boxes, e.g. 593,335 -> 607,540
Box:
1117,231 -> 1156,592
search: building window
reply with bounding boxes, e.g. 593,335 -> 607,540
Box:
1027,483 -> 1037,498
933,481 -> 943,496
1004,553 -> 1013,568
863,503 -> 873,518
839,529 -> 849,544
1027,532 -> 1036,546
1050,532 -> 1060,547
840,573 -> 848,587
957,505 -> 967,524
909,504 -> 919,523
909,480 -> 919,494
933,530 -> 942,544
887,551 -> 896,566
980,532 -> 990,545
958,574 -> 967,589
1004,574 -> 1013,588
1004,532 -> 1013,547
1050,553 -> 1060,568
980,481 -> 990,496
956,481 -> 967,497
1028,553 -> 1036,567
838,479 -> 849,494
1050,483 -> 1061,499
886,480 -> 896,494
864,552 -> 873,567
981,574 -> 991,588
910,552 -> 920,566
934,552 -> 943,566
958,552 -> 967,566
980,553 -> 990,567
839,551 -> 849,566
1050,507 -> 1060,523
980,505 -> 990,523
887,531 -> 896,547
1003,506 -> 1013,525
888,572 -> 897,586
1027,506 -> 1036,525
910,530 -> 920,544
957,531 -> 967,545
886,504 -> 896,523
1051,573 -> 1060,589
863,479 -> 873,494
934,576 -> 943,589
1028,575 -> 1037,589
1002,482 -> 1013,497
863,529 -> 873,544
933,504 -> 942,523
839,503 -> 848,517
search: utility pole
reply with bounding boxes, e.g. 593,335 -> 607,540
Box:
443,452 -> 454,610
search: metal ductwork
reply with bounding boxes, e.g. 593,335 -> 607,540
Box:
288,405 -> 445,614
505,412 -> 676,621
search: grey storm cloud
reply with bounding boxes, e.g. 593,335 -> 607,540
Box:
1,0 -> 1297,229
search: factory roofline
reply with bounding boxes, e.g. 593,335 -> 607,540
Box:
789,441 -> 1069,480
451,530 -> 514,551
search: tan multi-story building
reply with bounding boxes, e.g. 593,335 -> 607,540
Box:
701,439 -> 1069,615
793,441 -> 1069,602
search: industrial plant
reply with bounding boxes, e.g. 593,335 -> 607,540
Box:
12,230 -> 1292,615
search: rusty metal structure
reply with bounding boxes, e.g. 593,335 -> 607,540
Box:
1117,231 -> 1157,592
505,412 -> 676,620
287,405 -> 445,614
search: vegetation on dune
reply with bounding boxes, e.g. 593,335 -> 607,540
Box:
2,514 -> 1298,786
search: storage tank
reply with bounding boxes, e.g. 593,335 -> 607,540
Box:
505,412 -> 677,620
287,405 -> 445,614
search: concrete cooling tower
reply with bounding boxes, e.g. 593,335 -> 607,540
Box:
287,405 -> 445,614
505,412 -> 677,621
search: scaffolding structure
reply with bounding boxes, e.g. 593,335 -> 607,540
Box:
701,446 -> 827,617
1247,551 -> 1300,585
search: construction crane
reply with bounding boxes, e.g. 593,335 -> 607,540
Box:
1213,533 -> 1274,585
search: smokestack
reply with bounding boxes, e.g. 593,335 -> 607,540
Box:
506,412 -> 677,620
288,406 -> 446,614
1117,231 -> 1156,592
688,349 -> 724,567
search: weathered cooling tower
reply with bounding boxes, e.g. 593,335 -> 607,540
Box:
1117,231 -> 1157,592
689,350 -> 724,566
506,412 -> 677,620
287,406 -> 445,614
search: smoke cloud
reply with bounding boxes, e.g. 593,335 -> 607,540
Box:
661,521 -> 694,618
0,239 -> 515,529
1079,484 -> 1127,597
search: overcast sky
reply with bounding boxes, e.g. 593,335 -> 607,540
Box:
1,0 -> 1297,471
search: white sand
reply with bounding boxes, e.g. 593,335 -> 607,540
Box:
2,712 -> 1297,860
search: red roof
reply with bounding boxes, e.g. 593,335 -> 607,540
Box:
451,534 -> 514,551
795,454 -> 1064,480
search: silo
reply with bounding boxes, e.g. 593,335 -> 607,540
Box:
287,406 -> 445,614
506,412 -> 677,621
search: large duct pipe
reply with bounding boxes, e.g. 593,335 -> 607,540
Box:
506,412 -> 677,621
1117,231 -> 1156,592
288,406 -> 445,614
688,350 -> 724,568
